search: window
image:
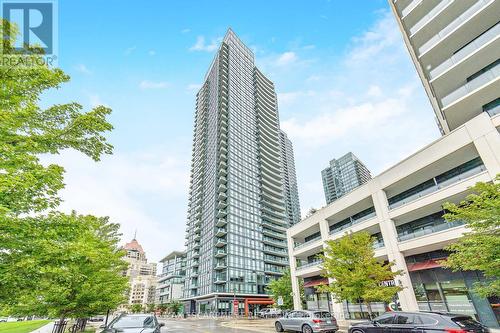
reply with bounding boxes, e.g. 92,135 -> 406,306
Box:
374,313 -> 395,325
416,314 -> 438,326
395,314 -> 415,324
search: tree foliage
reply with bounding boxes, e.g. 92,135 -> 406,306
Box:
318,232 -> 402,317
0,19 -> 125,323
0,19 -> 113,215
0,212 -> 129,320
266,268 -> 302,310
130,304 -> 143,314
442,177 -> 500,297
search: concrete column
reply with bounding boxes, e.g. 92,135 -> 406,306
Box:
467,114 -> 500,178
319,219 -> 330,242
287,231 -> 302,310
371,186 -> 419,312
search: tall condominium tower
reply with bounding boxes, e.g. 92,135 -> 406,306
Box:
321,152 -> 371,204
279,130 -> 301,225
183,29 -> 292,315
389,0 -> 500,134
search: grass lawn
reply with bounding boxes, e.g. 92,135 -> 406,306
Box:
0,320 -> 51,333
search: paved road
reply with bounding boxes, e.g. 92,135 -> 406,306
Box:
160,318 -> 271,333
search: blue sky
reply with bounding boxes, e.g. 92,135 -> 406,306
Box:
43,0 -> 441,262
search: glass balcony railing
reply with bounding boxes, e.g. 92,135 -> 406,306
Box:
483,98 -> 500,117
430,22 -> 500,80
329,210 -> 376,235
441,59 -> 500,107
418,0 -> 491,56
388,158 -> 485,210
398,220 -> 464,242
410,0 -> 453,35
297,259 -> 323,270
372,239 -> 385,249
294,235 -> 322,249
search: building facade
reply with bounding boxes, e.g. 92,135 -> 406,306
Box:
182,29 -> 293,315
156,251 -> 186,305
288,113 -> 500,326
321,152 -> 372,204
389,0 -> 500,134
122,238 -> 158,309
280,130 -> 301,225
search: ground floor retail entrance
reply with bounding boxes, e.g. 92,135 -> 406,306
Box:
183,294 -> 274,316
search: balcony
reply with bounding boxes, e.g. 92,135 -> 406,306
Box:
215,238 -> 227,248
216,228 -> 227,237
441,59 -> 500,108
329,207 -> 377,235
217,209 -> 227,218
398,219 -> 464,242
192,251 -> 200,259
373,239 -> 385,249
216,218 -> 227,227
388,158 -> 485,210
215,261 -> 227,270
294,235 -> 322,249
429,22 -> 500,80
418,0 -> 492,56
297,259 -> 323,271
214,275 -> 227,284
263,236 -> 286,247
409,0 -> 453,36
215,249 -> 227,258
263,255 -> 289,265
263,246 -> 288,256
262,228 -> 286,239
483,98 -> 500,117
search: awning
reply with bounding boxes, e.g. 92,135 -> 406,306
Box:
304,277 -> 329,288
407,258 -> 445,272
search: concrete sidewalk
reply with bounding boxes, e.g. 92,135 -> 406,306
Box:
30,321 -> 54,333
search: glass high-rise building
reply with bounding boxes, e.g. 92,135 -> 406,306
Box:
279,130 -> 301,225
183,29 -> 293,314
321,152 -> 371,204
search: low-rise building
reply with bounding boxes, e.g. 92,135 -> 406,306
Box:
287,113 -> 500,327
156,251 -> 186,305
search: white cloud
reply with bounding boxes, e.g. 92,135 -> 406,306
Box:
75,64 -> 91,74
181,28 -> 191,33
366,85 -> 383,97
148,50 -> 156,56
189,36 -> 221,52
139,80 -> 170,90
276,51 -> 298,66
88,94 -> 109,108
41,148 -> 190,262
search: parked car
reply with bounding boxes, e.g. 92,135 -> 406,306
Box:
275,310 -> 338,333
348,311 -> 489,333
258,308 -> 270,318
100,314 -> 164,333
0,318 -> 7,322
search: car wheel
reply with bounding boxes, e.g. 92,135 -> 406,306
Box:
351,329 -> 364,333
275,321 -> 284,332
302,324 -> 313,333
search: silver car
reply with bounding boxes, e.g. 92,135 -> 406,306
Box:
275,310 -> 338,333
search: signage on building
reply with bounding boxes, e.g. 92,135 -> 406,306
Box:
380,279 -> 396,287
233,300 -> 239,314
277,296 -> 284,306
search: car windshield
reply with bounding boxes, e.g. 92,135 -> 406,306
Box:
111,316 -> 155,328
314,312 -> 332,318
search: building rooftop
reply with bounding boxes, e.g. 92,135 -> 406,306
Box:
123,238 -> 145,254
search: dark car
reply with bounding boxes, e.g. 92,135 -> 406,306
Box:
349,311 -> 488,333
100,314 -> 164,333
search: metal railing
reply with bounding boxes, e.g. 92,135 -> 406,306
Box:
297,260 -> 323,270
398,220 -> 464,241
294,235 -> 322,249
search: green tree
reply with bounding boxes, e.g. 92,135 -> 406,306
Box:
0,212 -> 128,326
318,232 -> 402,318
146,303 -> 156,313
266,269 -> 302,309
130,304 -> 143,314
441,177 -> 500,297
0,19 -> 113,216
167,301 -> 183,315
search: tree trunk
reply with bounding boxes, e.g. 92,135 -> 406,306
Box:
55,314 -> 66,333
366,302 -> 373,320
